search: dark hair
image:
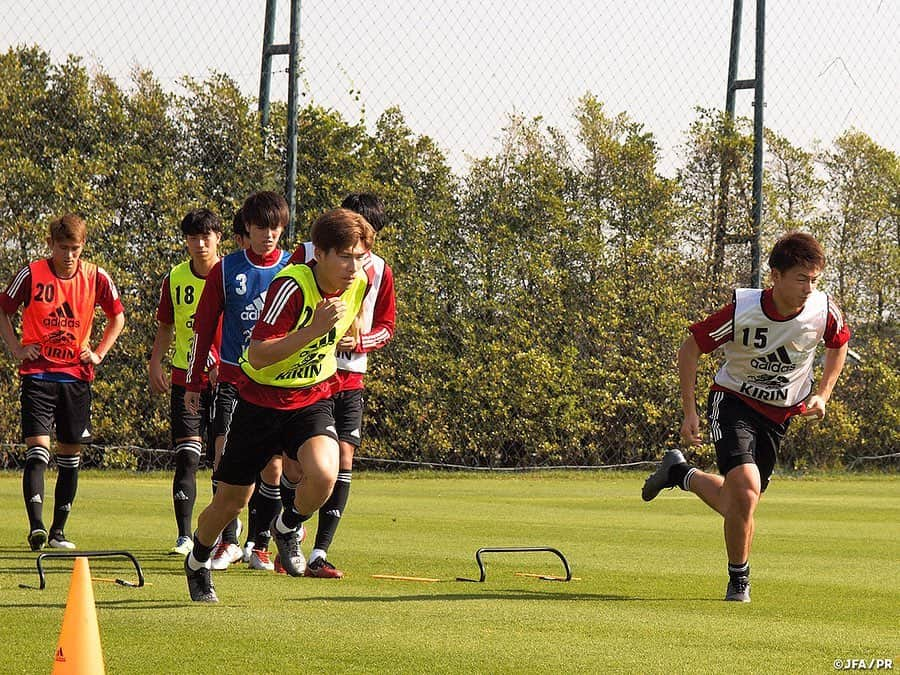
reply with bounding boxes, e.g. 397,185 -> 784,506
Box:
49,214 -> 86,243
232,208 -> 248,238
768,231 -> 826,272
180,208 -> 223,236
341,192 -> 386,232
242,191 -> 289,231
311,208 -> 375,253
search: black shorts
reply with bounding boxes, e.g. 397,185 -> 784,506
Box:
213,382 -> 239,440
170,383 -> 213,444
707,391 -> 790,492
333,388 -> 364,447
20,376 -> 92,444
213,396 -> 338,486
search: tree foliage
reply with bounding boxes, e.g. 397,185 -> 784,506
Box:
0,46 -> 896,469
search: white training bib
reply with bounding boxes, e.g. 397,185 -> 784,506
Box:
713,288 -> 828,407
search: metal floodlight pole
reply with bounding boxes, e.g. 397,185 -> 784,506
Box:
722,0 -> 765,288
258,0 -> 279,130
725,0 -> 743,117
749,0 -> 765,288
258,0 -> 302,241
285,0 -> 301,242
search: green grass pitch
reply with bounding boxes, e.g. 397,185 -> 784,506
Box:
0,471 -> 897,673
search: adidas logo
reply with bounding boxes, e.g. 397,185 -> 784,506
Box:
325,509 -> 341,518
173,490 -> 189,501
59,503 -> 72,512
42,302 -> 80,328
751,346 -> 796,374
326,425 -> 337,435
29,494 -> 43,503
350,428 -> 361,438
81,429 -> 91,438
240,295 -> 266,322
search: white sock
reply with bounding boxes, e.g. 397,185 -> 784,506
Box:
274,512 -> 293,534
683,467 -> 698,491
186,552 -> 211,571
309,548 -> 327,564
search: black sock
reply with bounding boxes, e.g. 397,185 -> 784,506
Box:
728,561 -> 750,581
279,474 -> 297,511
280,505 -> 310,531
222,518 -> 239,545
192,531 -> 214,564
172,441 -> 201,538
254,480 -> 282,549
669,461 -> 691,489
245,479 -> 262,544
50,454 -> 80,534
315,470 -> 351,552
23,446 -> 50,531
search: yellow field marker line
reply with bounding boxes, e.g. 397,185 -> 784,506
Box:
371,574 -> 442,582
514,572 -> 580,581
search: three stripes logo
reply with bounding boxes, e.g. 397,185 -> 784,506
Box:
42,301 -> 81,329
750,346 -> 796,374
748,346 -> 794,391
240,295 -> 266,322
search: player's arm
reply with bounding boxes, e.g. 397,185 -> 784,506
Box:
148,322 -> 175,394
82,311 -> 125,365
679,301 -> 735,446
247,279 -> 345,369
80,268 -> 125,366
678,334 -> 704,446
148,274 -> 174,393
185,262 -> 225,393
801,343 -> 848,420
0,270 -> 39,362
0,310 -> 38,362
353,264 -> 396,353
803,298 -> 851,420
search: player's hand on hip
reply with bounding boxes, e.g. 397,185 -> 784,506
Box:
80,347 -> 102,365
681,412 -> 703,446
801,395 -> 826,420
17,343 -> 41,362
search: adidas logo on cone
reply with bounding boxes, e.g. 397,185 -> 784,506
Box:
53,557 -> 105,674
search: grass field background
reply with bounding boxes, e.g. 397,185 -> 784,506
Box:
0,470 -> 897,673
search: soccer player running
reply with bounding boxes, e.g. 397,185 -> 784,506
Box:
0,214 -> 125,550
284,192 -> 396,578
641,232 -> 850,602
148,209 -> 223,555
184,192 -> 291,571
184,208 -> 374,602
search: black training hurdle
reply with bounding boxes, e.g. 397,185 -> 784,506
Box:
456,546 -> 572,582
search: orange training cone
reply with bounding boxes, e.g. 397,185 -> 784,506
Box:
52,556 -> 105,674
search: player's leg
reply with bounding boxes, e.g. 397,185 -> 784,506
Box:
169,384 -> 203,554
271,398 -> 339,576
47,380 -> 92,549
185,397 -> 277,601
243,479 -> 261,560
20,377 -> 56,550
208,383 -> 243,570
308,389 -> 362,578
706,393 -> 768,602
247,454 -> 282,571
